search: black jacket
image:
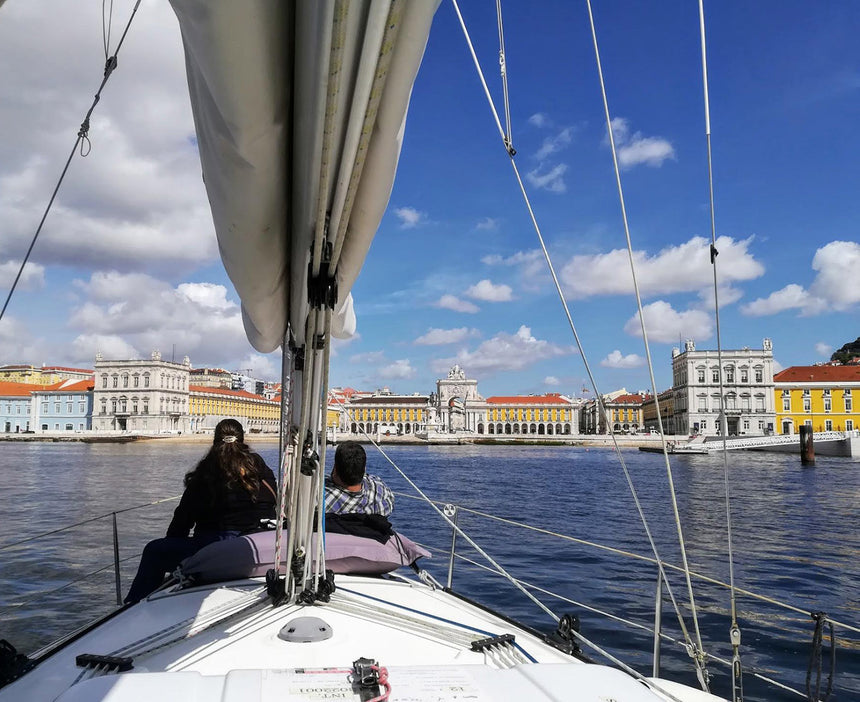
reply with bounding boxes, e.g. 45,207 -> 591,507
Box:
166,453 -> 277,536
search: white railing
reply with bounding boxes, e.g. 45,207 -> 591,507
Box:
698,431 -> 848,452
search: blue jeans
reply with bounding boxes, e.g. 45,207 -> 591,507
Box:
124,531 -> 240,604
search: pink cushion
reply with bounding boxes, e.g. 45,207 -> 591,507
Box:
180,529 -> 431,583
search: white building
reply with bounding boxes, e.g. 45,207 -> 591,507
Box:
92,351 -> 192,433
672,338 -> 776,437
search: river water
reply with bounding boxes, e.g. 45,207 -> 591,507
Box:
0,441 -> 857,700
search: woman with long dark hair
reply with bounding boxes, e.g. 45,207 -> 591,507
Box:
125,419 -> 277,603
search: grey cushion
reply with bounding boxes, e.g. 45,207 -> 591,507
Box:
180,529 -> 431,583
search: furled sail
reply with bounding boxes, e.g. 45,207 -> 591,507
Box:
169,0 -> 440,352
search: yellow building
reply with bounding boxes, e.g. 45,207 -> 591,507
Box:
0,364 -> 93,384
344,391 -> 429,436
481,393 -> 576,436
774,365 -> 860,434
189,385 -> 279,434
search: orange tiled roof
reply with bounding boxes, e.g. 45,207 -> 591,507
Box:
607,393 -> 649,404
189,385 -> 274,401
775,365 -> 860,383
42,366 -> 94,374
0,380 -> 62,396
486,394 -> 571,405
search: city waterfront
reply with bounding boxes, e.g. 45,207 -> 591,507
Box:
0,442 -> 857,700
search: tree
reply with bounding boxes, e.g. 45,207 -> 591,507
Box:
831,337 -> 860,364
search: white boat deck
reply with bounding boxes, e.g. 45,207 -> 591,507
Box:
3,575 -> 724,702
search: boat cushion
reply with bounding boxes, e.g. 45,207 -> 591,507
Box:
179,529 -> 430,584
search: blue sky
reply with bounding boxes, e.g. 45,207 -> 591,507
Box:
1,1 -> 858,399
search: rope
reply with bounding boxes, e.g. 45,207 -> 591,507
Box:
450,0 -> 707,684
697,3 -> 744,700
0,0 -> 142,325
0,495 -> 179,552
583,0 -> 710,690
805,612 -> 835,702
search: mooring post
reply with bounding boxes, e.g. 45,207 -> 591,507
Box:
800,425 -> 815,465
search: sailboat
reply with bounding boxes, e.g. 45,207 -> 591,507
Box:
0,1 -> 849,701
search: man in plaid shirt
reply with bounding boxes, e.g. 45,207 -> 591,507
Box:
324,441 -> 394,516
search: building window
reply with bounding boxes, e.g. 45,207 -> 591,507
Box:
101,374 -> 108,388
697,369 -> 705,383
712,369 -> 719,383
804,419 -> 812,428
726,367 -> 735,383
847,420 -> 854,431
134,374 -> 139,388
845,390 -> 852,412
65,423 -> 73,431
100,399 -> 107,415
79,402 -> 85,413
741,369 -> 748,383
700,420 -> 707,430
66,402 -> 73,413
756,396 -> 765,411
743,420 -> 750,431
824,397 -> 831,412
41,402 -> 48,413
783,396 -> 790,411
122,374 -> 129,388
143,402 -> 149,414
755,368 -> 763,383
55,403 -> 61,413
803,396 -> 811,412
144,374 -> 150,388
825,420 -> 833,431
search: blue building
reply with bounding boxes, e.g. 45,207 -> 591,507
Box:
0,381 -> 34,433
31,380 -> 94,433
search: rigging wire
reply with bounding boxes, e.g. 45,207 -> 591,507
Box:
0,0 -> 143,326
449,0 -> 709,686
697,2 -> 744,700
494,0 -> 514,154
583,0 -> 710,689
102,0 -> 115,60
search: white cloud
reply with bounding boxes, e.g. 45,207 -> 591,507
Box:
560,236 -> 763,299
528,113 -> 548,128
0,2 -> 218,275
66,271 -> 251,367
414,327 -> 478,346
526,164 -> 568,193
741,283 -> 814,316
696,284 -> 744,309
475,217 -> 499,231
431,325 -> 571,376
482,249 -> 547,287
535,127 -> 573,160
378,359 -> 416,380
747,240 -> 860,316
815,342 -> 833,357
600,349 -> 645,369
465,279 -> 513,302
607,117 -> 675,169
624,301 -> 713,343
349,350 -> 386,364
0,315 -> 48,363
393,206 -> 426,229
71,334 -> 139,362
810,241 -> 860,308
544,375 -> 560,386
0,260 -> 45,292
436,294 -> 479,314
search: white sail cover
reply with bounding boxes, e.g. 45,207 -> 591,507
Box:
169,0 -> 439,351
